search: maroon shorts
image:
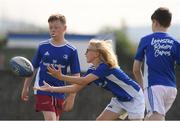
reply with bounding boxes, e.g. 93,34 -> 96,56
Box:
35,95 -> 64,117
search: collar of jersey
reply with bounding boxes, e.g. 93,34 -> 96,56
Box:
49,39 -> 68,47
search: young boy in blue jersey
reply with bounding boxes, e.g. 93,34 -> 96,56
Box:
21,14 -> 81,121
34,39 -> 145,121
133,7 -> 180,120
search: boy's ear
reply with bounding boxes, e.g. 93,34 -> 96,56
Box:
64,25 -> 67,31
96,52 -> 100,58
152,19 -> 156,24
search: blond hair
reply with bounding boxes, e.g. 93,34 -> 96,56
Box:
88,39 -> 118,68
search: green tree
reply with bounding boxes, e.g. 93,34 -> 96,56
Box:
0,36 -> 7,50
99,23 -> 135,73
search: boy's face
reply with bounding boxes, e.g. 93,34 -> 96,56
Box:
48,20 -> 66,38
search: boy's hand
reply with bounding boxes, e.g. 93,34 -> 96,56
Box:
33,81 -> 53,92
47,64 -> 63,80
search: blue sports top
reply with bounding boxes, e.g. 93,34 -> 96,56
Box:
135,32 -> 180,88
84,63 -> 141,102
32,39 -> 80,99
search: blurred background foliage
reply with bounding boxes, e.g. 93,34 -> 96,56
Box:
0,35 -> 7,50
0,25 -> 179,120
99,22 -> 136,73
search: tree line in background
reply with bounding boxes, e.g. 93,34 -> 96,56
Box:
0,26 -> 180,120
100,23 -> 136,72
0,23 -> 136,72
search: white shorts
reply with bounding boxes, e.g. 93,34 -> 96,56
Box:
105,89 -> 145,119
144,85 -> 177,117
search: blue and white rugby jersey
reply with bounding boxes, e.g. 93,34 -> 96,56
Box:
135,32 -> 180,88
84,63 -> 141,102
32,39 -> 80,99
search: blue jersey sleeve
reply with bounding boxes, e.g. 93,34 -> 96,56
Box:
69,49 -> 80,74
134,38 -> 147,61
92,63 -> 109,78
82,66 -> 94,77
83,66 -> 101,85
32,46 -> 42,68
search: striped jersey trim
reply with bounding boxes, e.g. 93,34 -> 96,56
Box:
39,39 -> 50,46
143,55 -> 149,89
66,43 -> 76,51
106,74 -> 138,97
148,87 -> 154,111
34,68 -> 40,94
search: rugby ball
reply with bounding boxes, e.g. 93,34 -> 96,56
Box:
9,56 -> 34,77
